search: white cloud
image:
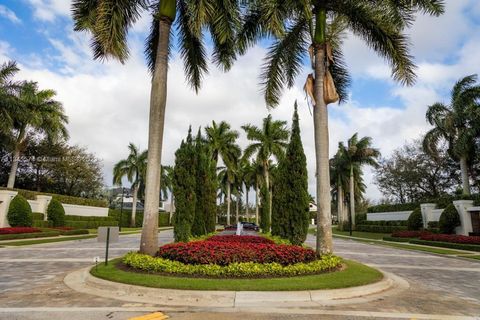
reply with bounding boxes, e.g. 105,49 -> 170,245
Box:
25,0 -> 70,22
0,5 -> 21,24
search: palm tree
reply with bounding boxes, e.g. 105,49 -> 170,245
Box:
239,1 -> 444,253
217,162 -> 240,225
240,160 -> 256,221
423,75 -> 480,195
242,115 -> 288,231
0,61 -> 20,132
161,165 -> 175,223
113,143 -> 148,227
339,134 -> 379,229
72,0 -> 242,255
205,121 -> 241,167
6,81 -> 68,188
330,146 -> 349,227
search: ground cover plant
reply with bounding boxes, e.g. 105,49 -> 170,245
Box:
391,231 -> 432,238
419,234 -> 480,245
0,227 -> 41,234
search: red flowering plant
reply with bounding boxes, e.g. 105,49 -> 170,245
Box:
391,230 -> 431,238
419,234 -> 480,245
157,238 -> 316,266
0,227 -> 41,235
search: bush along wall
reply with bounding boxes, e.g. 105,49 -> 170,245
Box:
355,225 -> 407,233
108,209 -> 171,228
46,199 -> 66,227
407,208 -> 423,231
439,204 -> 461,234
7,195 -> 33,227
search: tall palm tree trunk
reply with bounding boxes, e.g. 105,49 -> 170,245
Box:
7,145 -> 20,188
337,184 -> 343,228
245,186 -> 249,221
459,156 -> 471,195
255,182 -> 259,225
264,164 -> 271,232
227,182 -> 231,225
131,184 -> 139,227
236,195 -> 239,223
313,9 -> 333,255
140,18 -> 172,255
349,165 -> 355,229
168,195 -> 174,225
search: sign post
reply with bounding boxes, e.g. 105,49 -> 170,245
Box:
98,226 -> 119,266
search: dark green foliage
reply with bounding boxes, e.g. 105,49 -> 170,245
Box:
205,159 -> 218,233
108,209 -> 170,228
46,199 -> 66,227
407,208 -> 423,231
7,195 -> 32,227
32,220 -> 52,228
32,212 -> 44,220
272,104 -> 309,245
173,129 -> 196,242
191,131 -> 208,236
361,220 -> 407,226
409,239 -> 480,252
355,225 -> 407,233
439,204 -> 461,234
368,202 -> 419,213
259,184 -> 270,232
65,220 -> 118,229
0,231 -> 60,240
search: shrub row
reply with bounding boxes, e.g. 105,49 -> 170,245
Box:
360,220 -> 407,226
32,212 -> 44,220
0,227 -> 41,235
123,252 -> 342,278
355,225 -> 407,233
32,220 -> 52,228
65,220 -> 118,229
391,230 -> 432,238
367,203 -> 417,213
65,215 -> 116,222
0,187 -> 108,207
419,234 -> 480,245
157,240 -> 317,266
108,209 -> 171,227
206,235 -> 274,244
57,229 -> 89,235
409,239 -> 480,252
0,231 -> 60,240
382,236 -> 411,242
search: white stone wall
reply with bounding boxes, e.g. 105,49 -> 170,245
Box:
0,190 -> 108,227
63,203 -> 108,217
366,211 -> 412,221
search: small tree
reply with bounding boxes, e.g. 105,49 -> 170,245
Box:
407,207 -> 423,231
173,129 -> 196,242
272,103 -> 309,245
7,195 -> 33,227
259,184 -> 270,232
191,130 -> 207,236
47,199 -> 66,227
439,204 -> 461,234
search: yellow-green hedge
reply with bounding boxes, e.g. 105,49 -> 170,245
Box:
123,252 -> 341,278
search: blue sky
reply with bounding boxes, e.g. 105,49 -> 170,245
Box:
1,0 -> 480,201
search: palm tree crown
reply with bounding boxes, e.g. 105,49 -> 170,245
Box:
423,74 -> 480,195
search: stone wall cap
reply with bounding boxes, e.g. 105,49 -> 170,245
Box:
0,190 -> 19,196
453,200 -> 474,204
36,195 -> 53,200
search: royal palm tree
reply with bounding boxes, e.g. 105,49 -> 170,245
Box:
423,75 -> 480,195
240,160 -> 256,221
113,143 -> 148,227
330,146 -> 349,227
7,82 -> 68,188
205,121 -> 241,167
218,162 -> 240,225
339,134 -> 379,228
239,0 -> 444,253
0,61 -> 20,132
242,115 -> 288,231
72,0 -> 242,255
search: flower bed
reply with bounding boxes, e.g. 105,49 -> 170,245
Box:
157,240 -> 316,266
391,230 -> 431,238
206,235 -> 274,244
123,252 -> 341,278
50,227 -> 75,231
419,234 -> 480,245
0,227 -> 41,235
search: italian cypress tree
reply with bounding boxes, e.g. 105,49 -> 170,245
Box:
259,184 -> 270,232
272,103 -> 310,244
173,128 -> 196,242
204,152 -> 218,233
191,129 -> 208,236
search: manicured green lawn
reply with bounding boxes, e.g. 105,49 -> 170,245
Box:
330,227 -> 390,240
90,258 -> 383,291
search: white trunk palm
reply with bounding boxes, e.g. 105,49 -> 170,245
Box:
131,184 -> 139,227
226,182 -> 231,225
460,156 -> 471,196
140,19 -> 171,255
349,165 -> 355,229
255,182 -> 259,225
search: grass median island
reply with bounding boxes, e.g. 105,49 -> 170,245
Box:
91,258 -> 383,291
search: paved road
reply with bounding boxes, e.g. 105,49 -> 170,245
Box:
0,231 -> 479,319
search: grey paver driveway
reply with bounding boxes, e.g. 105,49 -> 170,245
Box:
0,230 -> 478,320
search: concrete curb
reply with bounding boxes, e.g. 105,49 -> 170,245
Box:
64,266 -> 409,308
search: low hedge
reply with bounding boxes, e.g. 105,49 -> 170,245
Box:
367,203 -> 418,213
355,225 -> 407,233
65,215 -> 116,222
32,212 -> 44,220
32,220 -> 52,228
409,239 -> 480,252
0,187 -> 107,207
360,220 -> 407,226
65,220 -> 118,229
382,237 -> 411,242
123,252 -> 342,278
0,227 -> 41,235
108,209 -> 171,227
0,231 -> 60,240
49,228 -> 89,235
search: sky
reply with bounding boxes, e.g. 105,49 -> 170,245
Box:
0,0 -> 480,202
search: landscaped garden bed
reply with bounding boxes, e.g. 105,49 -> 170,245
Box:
0,226 -> 89,241
383,231 -> 480,252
